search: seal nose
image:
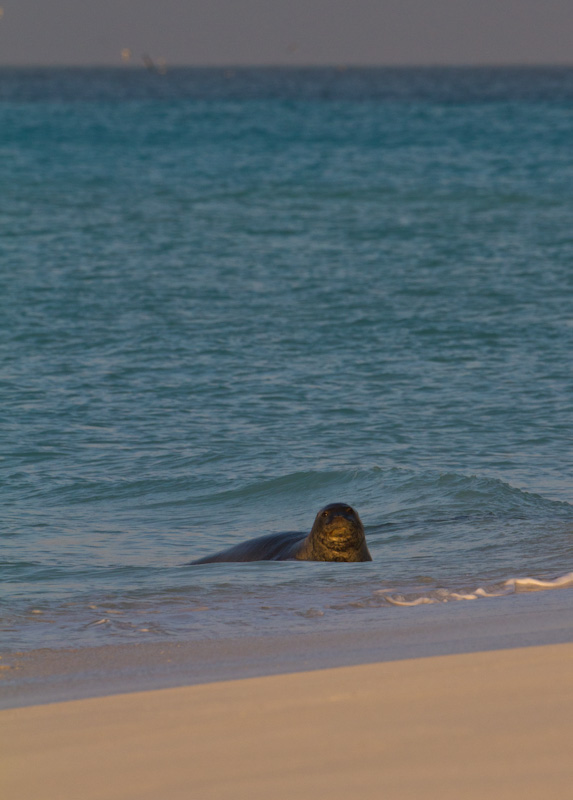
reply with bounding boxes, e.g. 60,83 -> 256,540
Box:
330,507 -> 355,524
335,506 -> 354,519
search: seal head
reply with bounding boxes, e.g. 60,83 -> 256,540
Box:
296,503 -> 372,562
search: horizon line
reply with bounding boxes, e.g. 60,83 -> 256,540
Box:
2,62 -> 573,70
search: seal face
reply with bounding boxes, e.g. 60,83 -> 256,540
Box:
190,503 -> 372,564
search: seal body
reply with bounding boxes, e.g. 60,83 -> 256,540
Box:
190,503 -> 372,564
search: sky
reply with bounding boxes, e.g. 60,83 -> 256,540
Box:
0,0 -> 572,67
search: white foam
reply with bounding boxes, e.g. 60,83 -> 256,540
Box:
385,595 -> 436,606
448,592 -> 479,601
381,570 -> 573,608
505,571 -> 573,592
473,586 -> 513,598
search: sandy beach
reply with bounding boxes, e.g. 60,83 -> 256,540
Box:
3,641 -> 573,800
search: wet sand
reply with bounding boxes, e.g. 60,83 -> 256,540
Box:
3,587 -> 573,709
3,642 -> 573,800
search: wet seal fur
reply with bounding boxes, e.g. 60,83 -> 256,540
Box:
190,503 -> 372,564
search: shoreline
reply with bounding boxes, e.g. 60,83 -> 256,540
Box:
3,642 -> 573,800
2,586 -> 573,709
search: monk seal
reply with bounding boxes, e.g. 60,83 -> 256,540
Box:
190,503 -> 372,564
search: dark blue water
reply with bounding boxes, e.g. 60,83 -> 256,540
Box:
2,68 -> 573,650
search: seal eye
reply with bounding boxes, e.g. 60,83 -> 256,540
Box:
345,507 -> 353,515
321,511 -> 329,518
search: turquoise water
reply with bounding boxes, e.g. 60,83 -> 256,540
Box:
2,68 -> 573,650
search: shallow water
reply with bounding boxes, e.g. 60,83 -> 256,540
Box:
2,67 -> 573,651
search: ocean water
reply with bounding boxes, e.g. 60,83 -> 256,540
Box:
2,67 -> 573,652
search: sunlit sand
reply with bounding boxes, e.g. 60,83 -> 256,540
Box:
3,643 -> 573,800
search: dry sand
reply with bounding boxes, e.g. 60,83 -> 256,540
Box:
2,642 -> 573,800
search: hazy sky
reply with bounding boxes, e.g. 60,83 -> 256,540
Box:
0,0 -> 572,67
